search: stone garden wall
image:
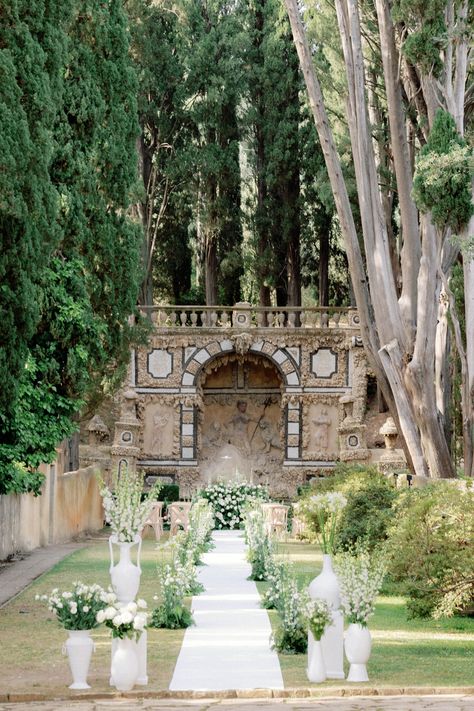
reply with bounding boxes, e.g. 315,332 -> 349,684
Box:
0,462 -> 104,560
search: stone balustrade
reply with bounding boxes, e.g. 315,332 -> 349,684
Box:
140,304 -> 360,330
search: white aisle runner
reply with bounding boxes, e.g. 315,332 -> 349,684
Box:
169,530 -> 284,691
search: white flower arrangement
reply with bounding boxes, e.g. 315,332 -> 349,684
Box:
304,596 -> 333,641
198,480 -> 269,529
36,582 -> 109,630
97,598 -> 148,640
334,546 -> 386,626
297,491 -> 347,554
97,466 -> 161,542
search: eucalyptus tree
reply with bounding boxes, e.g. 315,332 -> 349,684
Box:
285,0 -> 473,477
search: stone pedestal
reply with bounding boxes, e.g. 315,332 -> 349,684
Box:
337,395 -> 369,463
378,416 -> 406,477
111,389 -> 141,473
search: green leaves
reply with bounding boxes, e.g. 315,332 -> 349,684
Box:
413,110 -> 473,233
0,1 -> 143,493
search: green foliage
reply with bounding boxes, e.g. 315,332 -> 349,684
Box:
296,465 -> 399,551
271,576 -> 308,654
335,474 -> 399,551
413,110 -> 473,233
150,601 -> 193,630
158,484 -> 180,507
387,483 -> 474,618
0,0 -> 143,492
0,0 -> 72,413
0,355 -> 78,495
393,0 -> 447,74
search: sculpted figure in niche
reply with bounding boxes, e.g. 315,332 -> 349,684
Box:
152,412 -> 170,453
226,400 -> 257,456
312,409 -> 331,450
203,421 -> 225,449
258,418 -> 281,453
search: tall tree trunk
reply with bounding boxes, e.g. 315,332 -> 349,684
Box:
318,213 -> 330,307
205,231 -> 218,305
218,97 -> 243,305
284,0 -> 458,477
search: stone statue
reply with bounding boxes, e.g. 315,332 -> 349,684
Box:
226,400 -> 256,456
258,418 -> 281,453
152,412 -> 170,453
312,409 -> 331,449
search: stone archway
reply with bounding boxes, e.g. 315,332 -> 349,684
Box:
197,352 -> 284,485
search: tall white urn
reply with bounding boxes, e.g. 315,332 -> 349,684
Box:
306,631 -> 327,683
109,534 -> 142,603
63,630 -> 94,690
108,534 -> 147,687
111,637 -> 139,691
307,554 -> 344,680
345,623 -> 372,682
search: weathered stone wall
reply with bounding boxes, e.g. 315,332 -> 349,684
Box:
0,462 -> 103,560
107,312 -> 374,498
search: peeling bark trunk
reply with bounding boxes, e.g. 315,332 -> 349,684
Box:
284,0 -> 463,478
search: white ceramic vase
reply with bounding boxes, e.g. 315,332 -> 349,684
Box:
306,632 -> 326,683
345,622 -> 372,682
308,554 -> 340,608
109,534 -> 142,603
111,637 -> 139,692
308,554 -> 344,680
63,630 -> 94,690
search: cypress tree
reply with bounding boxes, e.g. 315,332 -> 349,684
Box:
0,0 -> 143,493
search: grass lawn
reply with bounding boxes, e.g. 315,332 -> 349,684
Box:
0,531 -> 186,695
0,534 -> 473,695
257,540 -> 474,689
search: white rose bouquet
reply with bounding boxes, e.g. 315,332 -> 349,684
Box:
97,599 -> 148,640
36,581 -> 109,630
334,546 -> 386,626
98,466 -> 161,542
198,480 -> 269,529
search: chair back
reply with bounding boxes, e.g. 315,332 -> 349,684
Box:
168,501 -> 192,534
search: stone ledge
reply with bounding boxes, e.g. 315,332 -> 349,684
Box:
1,687 -> 473,704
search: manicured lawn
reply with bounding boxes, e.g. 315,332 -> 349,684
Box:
257,540 -> 474,688
0,531 -> 186,695
1,534 -> 473,695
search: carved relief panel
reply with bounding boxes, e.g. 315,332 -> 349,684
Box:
303,398 -> 340,460
142,402 -> 176,458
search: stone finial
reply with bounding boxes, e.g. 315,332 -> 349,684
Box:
86,415 -> 110,445
379,416 -> 398,450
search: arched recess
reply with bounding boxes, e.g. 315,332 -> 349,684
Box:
197,349 -> 285,484
181,337 -> 301,388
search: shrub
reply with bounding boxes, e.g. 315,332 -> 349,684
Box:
296,465 -> 398,551
243,505 -> 273,581
151,560 -> 194,629
336,476 -> 398,551
386,483 -> 474,618
262,559 -> 292,610
271,577 -> 307,654
159,484 -> 180,506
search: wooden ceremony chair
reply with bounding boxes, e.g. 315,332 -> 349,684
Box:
168,501 -> 192,536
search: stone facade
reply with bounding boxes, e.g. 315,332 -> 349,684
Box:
100,306 -> 376,498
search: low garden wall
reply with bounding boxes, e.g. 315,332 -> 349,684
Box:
0,463 -> 104,560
